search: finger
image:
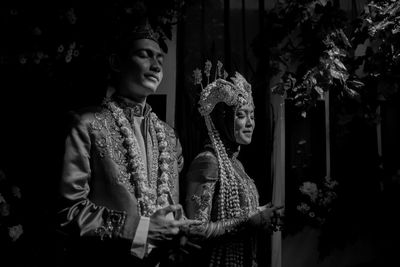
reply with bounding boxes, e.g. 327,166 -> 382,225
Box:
186,241 -> 202,250
174,219 -> 202,227
158,204 -> 182,215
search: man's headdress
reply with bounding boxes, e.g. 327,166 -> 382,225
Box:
130,23 -> 160,44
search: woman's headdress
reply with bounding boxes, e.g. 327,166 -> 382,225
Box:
194,60 -> 253,117
192,61 -> 257,218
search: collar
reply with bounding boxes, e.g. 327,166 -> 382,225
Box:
111,94 -> 152,117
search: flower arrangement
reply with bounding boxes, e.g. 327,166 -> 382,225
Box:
0,169 -> 24,244
297,176 -> 338,225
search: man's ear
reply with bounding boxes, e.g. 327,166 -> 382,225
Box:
109,53 -> 121,72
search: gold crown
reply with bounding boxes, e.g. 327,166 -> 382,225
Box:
193,60 -> 253,116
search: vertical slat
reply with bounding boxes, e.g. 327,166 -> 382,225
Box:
241,0 -> 247,76
224,0 -> 231,72
271,95 -> 285,267
325,91 -> 331,178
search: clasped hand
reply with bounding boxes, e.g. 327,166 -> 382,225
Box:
249,203 -> 284,232
148,204 -> 201,247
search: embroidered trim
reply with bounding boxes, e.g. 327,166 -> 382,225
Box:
95,210 -> 126,240
103,99 -> 174,217
191,183 -> 215,222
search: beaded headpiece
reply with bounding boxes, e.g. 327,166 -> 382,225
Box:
194,60 -> 253,116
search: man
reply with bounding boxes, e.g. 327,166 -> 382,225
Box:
57,23 -> 197,266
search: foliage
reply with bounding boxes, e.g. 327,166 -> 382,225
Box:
265,0 -> 363,118
352,0 -> 400,100
0,2 -> 185,77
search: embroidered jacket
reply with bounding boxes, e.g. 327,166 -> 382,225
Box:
58,95 -> 183,262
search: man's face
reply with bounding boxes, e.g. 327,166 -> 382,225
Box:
119,39 -> 164,100
234,104 -> 255,145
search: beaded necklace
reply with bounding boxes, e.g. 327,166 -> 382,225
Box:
104,99 -> 172,217
205,114 -> 259,267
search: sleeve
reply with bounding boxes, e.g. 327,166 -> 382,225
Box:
184,152 -> 250,240
176,137 -> 184,173
169,128 -> 183,205
57,112 -> 134,244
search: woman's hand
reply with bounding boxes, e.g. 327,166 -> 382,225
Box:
249,203 -> 284,232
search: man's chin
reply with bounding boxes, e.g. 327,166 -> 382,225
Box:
142,83 -> 159,94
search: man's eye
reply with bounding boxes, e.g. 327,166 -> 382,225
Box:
137,50 -> 149,58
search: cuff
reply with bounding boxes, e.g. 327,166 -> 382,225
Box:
130,216 -> 150,259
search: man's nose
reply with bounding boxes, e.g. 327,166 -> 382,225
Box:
150,58 -> 161,72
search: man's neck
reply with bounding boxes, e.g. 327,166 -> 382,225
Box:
118,92 -> 147,106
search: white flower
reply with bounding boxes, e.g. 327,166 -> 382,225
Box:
299,181 -> 318,202
160,151 -> 170,161
156,131 -> 166,140
1,203 -> 11,216
160,163 -> 169,172
297,202 -> 310,213
57,45 -> 64,53
9,224 -> 23,241
159,140 -> 168,150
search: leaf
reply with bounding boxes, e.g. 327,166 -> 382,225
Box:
347,79 -> 364,89
313,85 -> 324,96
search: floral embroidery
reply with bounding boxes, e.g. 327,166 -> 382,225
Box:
191,183 -> 215,222
95,210 -> 126,240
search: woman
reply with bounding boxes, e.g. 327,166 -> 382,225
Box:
184,62 -> 282,267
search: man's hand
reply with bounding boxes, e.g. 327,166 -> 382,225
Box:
148,204 -> 200,246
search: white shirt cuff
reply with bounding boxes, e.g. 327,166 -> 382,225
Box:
130,216 -> 150,259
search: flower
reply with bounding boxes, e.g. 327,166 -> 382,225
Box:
1,169 -> 25,244
299,181 -> 318,202
204,60 -> 212,78
8,224 -> 23,242
193,68 -> 202,85
297,176 -> 338,226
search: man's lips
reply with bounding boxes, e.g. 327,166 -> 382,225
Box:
145,74 -> 159,82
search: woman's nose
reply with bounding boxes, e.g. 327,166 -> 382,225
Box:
245,117 -> 254,127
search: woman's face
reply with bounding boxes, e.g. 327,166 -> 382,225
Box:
234,104 -> 255,145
